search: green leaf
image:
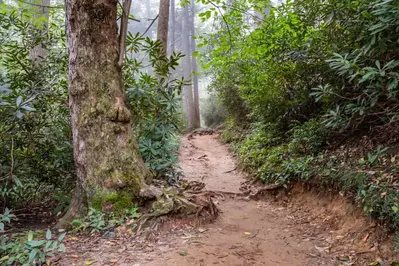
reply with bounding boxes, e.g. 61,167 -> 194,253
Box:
27,240 -> 46,247
0,256 -> 9,263
58,243 -> 66,252
16,96 -> 22,106
359,71 -> 376,83
28,231 -> 34,241
46,229 -> 52,240
21,105 -> 35,112
375,60 -> 380,69
28,249 -> 38,261
58,232 -> 66,242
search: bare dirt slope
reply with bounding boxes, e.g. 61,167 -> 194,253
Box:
58,132 -> 397,266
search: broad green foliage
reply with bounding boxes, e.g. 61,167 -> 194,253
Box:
311,0 -> 399,130
124,33 -> 184,174
71,207 -> 140,234
0,210 -> 66,266
0,208 -> 15,232
203,0 -> 399,235
238,121 -> 324,184
0,6 -> 74,209
203,0 -> 399,130
288,119 -> 327,155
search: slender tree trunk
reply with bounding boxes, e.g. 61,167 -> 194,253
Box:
157,0 -> 170,54
58,0 -> 150,228
190,0 -> 200,127
182,3 -> 195,129
118,0 -> 132,67
30,0 -> 49,63
169,0 -> 175,54
145,0 -> 154,39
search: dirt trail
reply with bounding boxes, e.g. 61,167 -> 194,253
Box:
171,133 -> 328,266
59,132 -> 396,266
179,132 -> 243,194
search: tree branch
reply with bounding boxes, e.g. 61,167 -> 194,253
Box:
208,0 -> 232,53
118,0 -> 132,68
140,15 -> 159,38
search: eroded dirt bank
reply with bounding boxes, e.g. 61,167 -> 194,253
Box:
58,132 -> 397,266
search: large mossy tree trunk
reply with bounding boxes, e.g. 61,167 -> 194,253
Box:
58,0 -> 150,228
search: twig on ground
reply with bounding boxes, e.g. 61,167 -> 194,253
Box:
223,167 -> 237,173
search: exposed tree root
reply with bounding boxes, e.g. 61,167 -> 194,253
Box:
136,181 -> 219,232
240,180 -> 283,199
247,184 -> 282,199
187,128 -> 216,140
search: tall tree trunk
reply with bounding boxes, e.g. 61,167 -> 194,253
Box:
190,0 -> 200,127
157,0 -> 170,54
58,0 -> 150,228
145,0 -> 154,39
30,0 -> 49,63
182,3 -> 195,129
169,0 -> 175,54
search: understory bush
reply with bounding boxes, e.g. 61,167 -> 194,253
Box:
124,34 -> 184,175
203,0 -> 399,234
233,120 -> 399,230
71,207 -> 140,234
0,5 -> 74,211
1,210 -> 66,265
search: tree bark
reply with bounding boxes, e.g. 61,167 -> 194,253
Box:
182,2 -> 195,129
190,0 -> 200,128
58,0 -> 150,228
145,0 -> 155,39
157,0 -> 170,55
169,0 -> 175,54
118,0 -> 132,67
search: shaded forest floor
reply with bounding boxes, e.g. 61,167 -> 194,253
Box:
56,132 -> 397,266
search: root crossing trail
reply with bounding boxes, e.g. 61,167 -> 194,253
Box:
59,132 -> 396,266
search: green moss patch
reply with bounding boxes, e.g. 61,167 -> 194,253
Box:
90,190 -> 134,217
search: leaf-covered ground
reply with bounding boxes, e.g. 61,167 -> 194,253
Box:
55,133 -> 397,266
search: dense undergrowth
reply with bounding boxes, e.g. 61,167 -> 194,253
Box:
0,5 -> 182,212
201,0 -> 399,241
0,3 -> 183,263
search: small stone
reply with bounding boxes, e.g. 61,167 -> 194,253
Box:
179,249 -> 188,256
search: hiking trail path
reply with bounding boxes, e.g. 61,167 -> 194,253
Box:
59,132 -> 396,266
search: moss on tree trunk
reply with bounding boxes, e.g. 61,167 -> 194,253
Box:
57,0 -> 150,228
